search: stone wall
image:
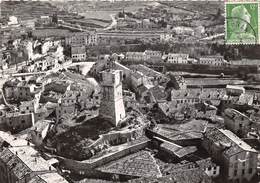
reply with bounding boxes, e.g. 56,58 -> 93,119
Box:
59,139 -> 150,174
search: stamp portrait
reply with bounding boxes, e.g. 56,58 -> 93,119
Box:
225,2 -> 259,44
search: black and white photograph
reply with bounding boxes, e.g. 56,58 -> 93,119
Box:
0,0 -> 260,183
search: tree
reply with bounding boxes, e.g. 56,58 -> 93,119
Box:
118,11 -> 125,18
52,13 -> 58,24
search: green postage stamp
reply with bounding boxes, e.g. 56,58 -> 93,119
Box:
225,1 -> 260,44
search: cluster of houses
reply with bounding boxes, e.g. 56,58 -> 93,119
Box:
0,49 -> 259,183
0,3 -> 259,183
125,50 -> 228,66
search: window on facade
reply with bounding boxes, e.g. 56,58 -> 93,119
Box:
242,169 -> 245,175
234,170 -> 237,176
213,171 -> 216,175
242,162 -> 246,166
208,166 -> 212,171
248,168 -> 253,174
234,162 -> 238,168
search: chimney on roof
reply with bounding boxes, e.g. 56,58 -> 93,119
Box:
15,151 -> 18,155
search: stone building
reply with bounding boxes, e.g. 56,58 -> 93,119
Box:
224,108 -> 252,137
55,91 -> 77,121
99,69 -> 126,126
126,52 -> 149,62
199,56 -> 227,66
65,32 -> 98,46
4,80 -> 42,102
0,132 -> 68,183
144,50 -> 162,62
226,85 -> 245,96
71,46 -> 86,61
202,128 -> 258,183
166,53 -> 189,64
29,120 -> 52,147
160,32 -> 173,42
4,112 -> 35,133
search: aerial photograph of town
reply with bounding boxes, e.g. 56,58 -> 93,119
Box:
0,0 -> 260,183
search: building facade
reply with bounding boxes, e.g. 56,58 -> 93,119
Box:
202,128 -> 258,183
224,108 -> 252,137
167,53 -> 189,64
199,56 -> 227,66
126,52 -> 149,62
65,32 -> 98,46
99,69 -> 126,126
71,46 -> 86,61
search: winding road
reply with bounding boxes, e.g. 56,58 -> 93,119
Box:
103,14 -> 117,31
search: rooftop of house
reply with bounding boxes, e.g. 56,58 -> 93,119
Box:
126,51 -> 146,56
160,141 -> 197,158
71,46 -> 86,55
66,32 -> 96,38
167,53 -> 189,57
147,85 -> 167,102
200,55 -> 224,59
224,108 -> 251,121
0,146 -> 68,183
222,93 -> 254,105
171,88 -> 226,100
130,64 -> 162,78
154,120 -> 207,140
97,150 -> 162,178
131,70 -> 144,79
226,85 -> 245,91
0,131 -> 29,147
205,128 -> 258,157
32,29 -> 70,38
5,111 -> 33,118
144,50 -> 162,54
129,168 -> 211,183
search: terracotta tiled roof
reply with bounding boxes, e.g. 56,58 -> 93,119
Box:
160,141 -> 197,158
129,168 -> 211,183
0,148 -> 32,179
171,88 -> 225,100
97,150 -> 162,178
205,128 -> 257,157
